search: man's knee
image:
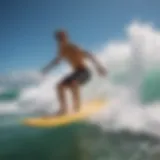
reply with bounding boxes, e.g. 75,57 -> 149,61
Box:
70,80 -> 79,89
56,83 -> 65,92
56,80 -> 78,92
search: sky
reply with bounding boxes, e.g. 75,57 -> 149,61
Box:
0,0 -> 160,74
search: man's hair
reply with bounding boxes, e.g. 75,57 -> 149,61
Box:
54,29 -> 68,40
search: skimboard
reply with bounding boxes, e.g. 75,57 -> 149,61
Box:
22,98 -> 106,127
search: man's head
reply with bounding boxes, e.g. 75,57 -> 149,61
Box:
54,29 -> 68,43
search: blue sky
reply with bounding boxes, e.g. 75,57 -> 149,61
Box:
0,0 -> 159,74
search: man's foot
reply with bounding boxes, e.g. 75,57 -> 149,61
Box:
42,110 -> 66,119
74,107 -> 80,113
53,109 -> 67,117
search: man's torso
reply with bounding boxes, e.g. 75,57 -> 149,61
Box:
59,43 -> 86,69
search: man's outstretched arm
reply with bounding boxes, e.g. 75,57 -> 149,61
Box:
41,56 -> 62,74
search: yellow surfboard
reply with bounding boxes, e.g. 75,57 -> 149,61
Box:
22,98 -> 106,127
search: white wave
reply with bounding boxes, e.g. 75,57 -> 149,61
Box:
0,102 -> 19,114
1,20 -> 160,139
89,20 -> 160,138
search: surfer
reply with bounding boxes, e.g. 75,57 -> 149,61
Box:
41,30 -> 107,116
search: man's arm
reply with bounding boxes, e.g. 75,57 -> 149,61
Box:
41,56 -> 62,74
83,51 -> 107,76
70,43 -> 107,76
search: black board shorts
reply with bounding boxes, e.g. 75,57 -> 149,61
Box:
61,67 -> 91,86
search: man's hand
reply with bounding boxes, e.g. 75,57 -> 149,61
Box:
96,65 -> 107,76
41,56 -> 62,75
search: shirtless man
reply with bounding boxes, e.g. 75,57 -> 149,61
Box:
41,30 -> 107,116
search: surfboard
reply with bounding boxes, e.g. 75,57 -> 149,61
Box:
22,98 -> 106,127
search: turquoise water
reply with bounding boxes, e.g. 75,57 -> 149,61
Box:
1,122 -> 160,160
0,68 -> 160,160
0,123 -> 82,160
140,69 -> 160,104
0,89 -> 19,101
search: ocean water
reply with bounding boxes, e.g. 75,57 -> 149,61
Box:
1,21 -> 160,160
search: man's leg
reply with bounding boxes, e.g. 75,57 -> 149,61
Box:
70,81 -> 81,112
69,67 -> 90,112
56,83 -> 67,115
